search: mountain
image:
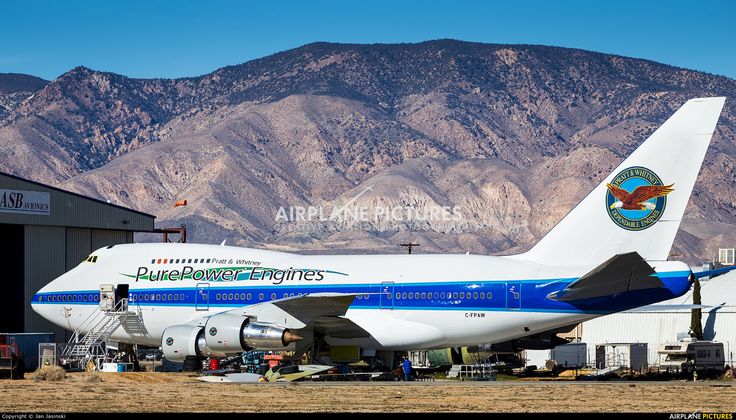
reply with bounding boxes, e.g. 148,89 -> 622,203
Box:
1,40 -> 735,263
0,73 -> 48,119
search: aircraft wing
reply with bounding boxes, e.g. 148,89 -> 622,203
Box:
547,252 -> 664,302
214,293 -> 368,336
692,265 -> 736,279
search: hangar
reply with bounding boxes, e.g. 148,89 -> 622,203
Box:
0,171 -> 155,340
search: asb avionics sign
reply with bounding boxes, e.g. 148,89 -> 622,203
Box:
0,189 -> 50,216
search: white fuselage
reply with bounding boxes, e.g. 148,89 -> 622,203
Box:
32,242 -> 691,351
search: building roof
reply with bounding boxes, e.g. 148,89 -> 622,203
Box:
0,171 -> 155,232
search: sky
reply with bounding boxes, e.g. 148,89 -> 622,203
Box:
1,0 -> 734,80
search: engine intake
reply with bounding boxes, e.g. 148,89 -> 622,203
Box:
161,325 -> 226,362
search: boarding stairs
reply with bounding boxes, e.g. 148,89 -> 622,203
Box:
61,299 -> 135,370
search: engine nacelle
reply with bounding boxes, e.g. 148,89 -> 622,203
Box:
204,313 -> 301,353
161,325 -> 226,362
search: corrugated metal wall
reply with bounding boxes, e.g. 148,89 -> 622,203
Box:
91,229 -> 129,252
24,225 -> 67,340
65,228 -> 91,270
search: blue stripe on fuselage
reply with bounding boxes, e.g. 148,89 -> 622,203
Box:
31,271 -> 692,315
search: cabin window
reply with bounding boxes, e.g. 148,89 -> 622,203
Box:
271,293 -> 276,300
247,293 -> 252,300
487,293 -> 492,299
421,292 -> 426,299
207,259 -> 211,263
259,293 -> 264,300
168,294 -> 173,301
151,259 -> 156,264
433,292 -> 438,299
473,292 -> 478,299
453,292 -> 459,299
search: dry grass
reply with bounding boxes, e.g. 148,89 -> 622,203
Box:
31,366 -> 67,382
1,372 -> 734,412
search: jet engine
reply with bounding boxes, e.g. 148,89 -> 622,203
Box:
203,313 -> 302,353
161,325 -> 226,362
162,315 -> 302,362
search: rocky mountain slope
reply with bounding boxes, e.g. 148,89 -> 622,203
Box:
0,73 -> 48,119
1,40 -> 735,263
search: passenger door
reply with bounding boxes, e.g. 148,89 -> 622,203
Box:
506,282 -> 521,310
195,283 -> 210,311
379,282 -> 394,310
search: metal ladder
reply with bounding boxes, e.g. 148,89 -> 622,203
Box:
61,299 -> 132,370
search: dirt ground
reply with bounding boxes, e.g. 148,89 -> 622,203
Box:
0,373 -> 734,413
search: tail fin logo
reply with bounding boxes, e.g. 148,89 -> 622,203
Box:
605,166 -> 673,231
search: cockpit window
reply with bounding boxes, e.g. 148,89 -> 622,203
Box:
84,255 -> 98,263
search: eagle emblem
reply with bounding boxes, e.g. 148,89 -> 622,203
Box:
605,166 -> 672,231
606,183 -> 674,210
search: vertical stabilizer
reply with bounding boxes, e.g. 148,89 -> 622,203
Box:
519,97 -> 726,266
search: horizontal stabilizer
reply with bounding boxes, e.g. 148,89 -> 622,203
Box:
548,252 -> 663,302
624,304 -> 713,312
692,266 -> 736,279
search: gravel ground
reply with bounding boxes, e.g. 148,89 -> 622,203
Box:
0,372 -> 734,413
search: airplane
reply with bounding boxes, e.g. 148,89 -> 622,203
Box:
32,97 -> 730,365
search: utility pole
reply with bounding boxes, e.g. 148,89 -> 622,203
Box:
399,242 -> 420,254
